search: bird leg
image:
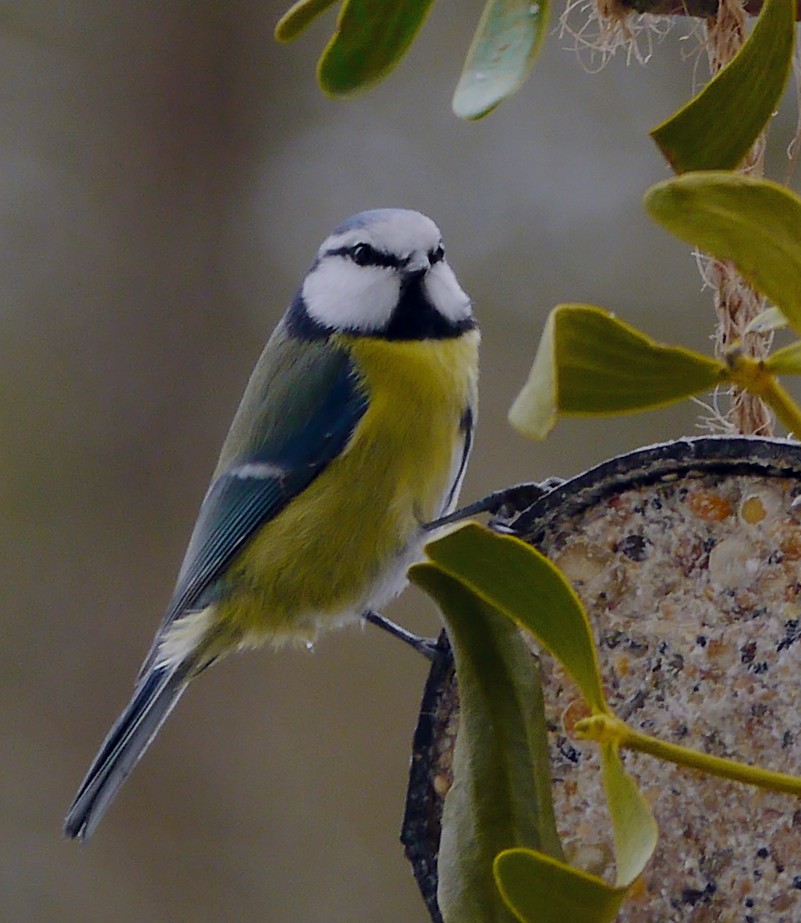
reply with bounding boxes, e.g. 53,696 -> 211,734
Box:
365,483 -> 565,660
363,609 -> 438,660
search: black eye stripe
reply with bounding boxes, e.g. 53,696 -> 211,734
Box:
325,241 -> 446,270
326,244 -> 403,269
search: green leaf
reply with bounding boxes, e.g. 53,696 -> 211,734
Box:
599,742 -> 658,887
420,525 -> 660,920
650,0 -> 794,173
766,339 -> 801,375
508,307 -> 559,438
420,523 -> 608,713
645,174 -> 801,335
745,305 -> 788,334
494,849 -> 628,923
508,304 -> 726,438
275,0 -> 340,42
410,562 -> 561,923
453,0 -> 549,120
317,0 -> 434,97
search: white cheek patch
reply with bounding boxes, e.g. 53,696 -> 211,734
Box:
302,258 -> 400,332
423,262 -> 473,323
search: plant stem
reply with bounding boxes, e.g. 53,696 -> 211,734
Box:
575,712 -> 801,796
758,376 -> 801,436
727,351 -> 801,436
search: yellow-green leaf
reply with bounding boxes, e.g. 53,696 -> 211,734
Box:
745,305 -> 788,334
650,0 -> 794,173
453,0 -> 549,120
494,848 -> 628,923
645,174 -> 801,334
766,339 -> 801,375
420,525 -> 659,920
599,742 -> 658,888
410,563 -> 561,922
508,304 -> 725,439
275,0 -> 340,42
420,523 -> 608,713
317,0 -> 434,97
508,300 -> 559,438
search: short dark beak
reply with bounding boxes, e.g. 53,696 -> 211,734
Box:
402,259 -> 429,286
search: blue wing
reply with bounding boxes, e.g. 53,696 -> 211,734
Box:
161,334 -> 367,634
65,332 -> 368,841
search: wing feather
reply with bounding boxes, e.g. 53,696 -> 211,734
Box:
137,334 -> 367,677
440,405 -> 474,516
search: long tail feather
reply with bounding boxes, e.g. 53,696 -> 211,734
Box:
64,665 -> 188,841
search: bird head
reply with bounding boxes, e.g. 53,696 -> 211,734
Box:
292,209 -> 475,340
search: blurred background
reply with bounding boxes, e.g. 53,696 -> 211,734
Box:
2,3 -> 799,921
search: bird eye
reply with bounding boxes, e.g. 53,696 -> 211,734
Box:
350,243 -> 376,266
429,244 -> 445,264
337,242 -> 400,269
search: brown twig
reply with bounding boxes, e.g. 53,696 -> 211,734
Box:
619,0 -> 801,18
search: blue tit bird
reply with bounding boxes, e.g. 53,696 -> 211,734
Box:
64,208 -> 479,841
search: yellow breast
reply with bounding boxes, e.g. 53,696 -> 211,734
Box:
216,329 -> 479,646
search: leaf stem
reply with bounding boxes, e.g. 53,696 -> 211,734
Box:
575,713 -> 801,796
758,376 -> 801,436
727,351 -> 801,436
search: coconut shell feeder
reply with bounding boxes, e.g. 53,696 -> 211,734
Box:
403,435 -> 801,923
